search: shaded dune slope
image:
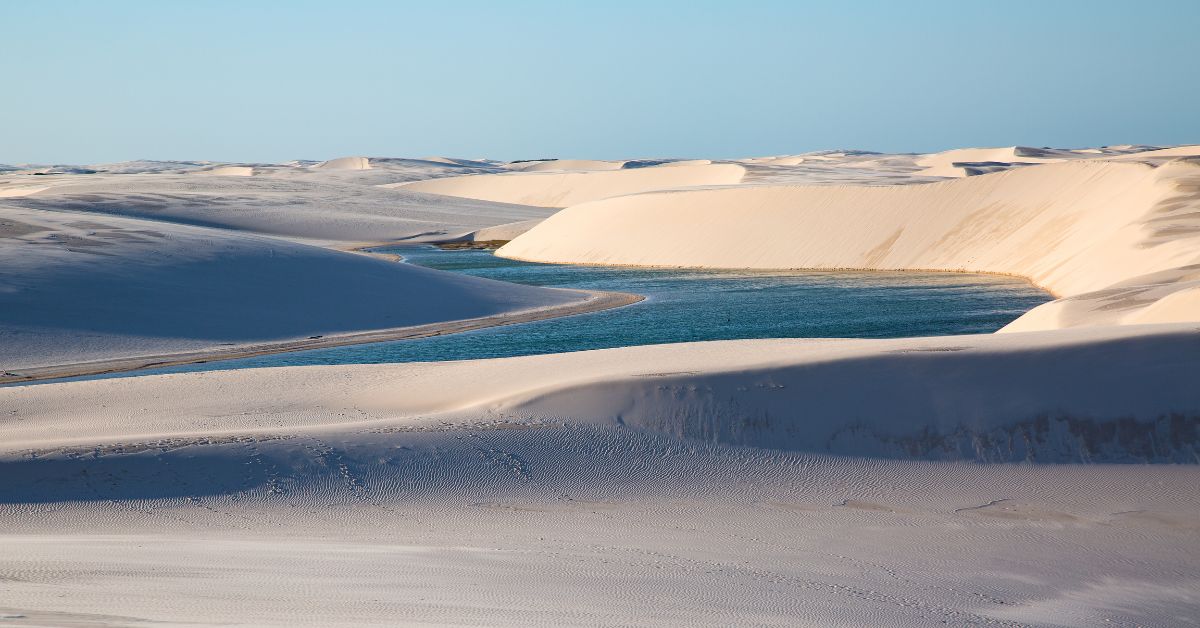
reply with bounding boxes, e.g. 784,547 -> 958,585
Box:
8,175 -> 550,243
0,206 -> 586,371
6,325 -> 1197,464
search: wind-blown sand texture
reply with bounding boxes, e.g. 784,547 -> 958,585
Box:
2,158 -> 551,243
2,145 -> 1198,626
507,158 -> 627,172
912,145 -> 1167,177
3,325 -> 1198,626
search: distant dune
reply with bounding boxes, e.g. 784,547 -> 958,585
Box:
5,163 -> 552,243
914,146 -> 1074,177
913,145 -> 1165,177
193,165 -> 254,176
397,162 -> 746,207
1108,144 -> 1200,160
313,156 -> 371,170
742,155 -> 809,166
500,157 -> 1200,331
509,159 -> 627,172
420,156 -> 497,167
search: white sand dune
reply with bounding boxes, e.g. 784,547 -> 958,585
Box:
0,184 -> 49,197
87,160 -> 213,174
2,324 -> 1197,625
7,324 -> 1196,457
915,146 -> 1074,178
414,156 -> 498,169
312,155 -> 371,170
743,155 -> 809,166
397,162 -> 746,207
500,157 -> 1200,331
192,165 -> 254,176
0,205 -> 588,372
1108,144 -> 1200,160
650,158 -> 712,167
3,145 -> 1199,626
914,145 -> 1167,177
460,217 -> 545,241
6,170 -> 552,243
508,158 -> 627,172
736,151 -> 939,185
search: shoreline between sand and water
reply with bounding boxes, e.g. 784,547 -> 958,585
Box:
0,289 -> 643,386
5,241 -> 1053,386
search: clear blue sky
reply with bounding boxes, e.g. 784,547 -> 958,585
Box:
3,0 -> 1198,164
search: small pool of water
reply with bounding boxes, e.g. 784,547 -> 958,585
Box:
94,246 -> 1051,376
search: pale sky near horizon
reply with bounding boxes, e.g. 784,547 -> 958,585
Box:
3,0 -> 1198,164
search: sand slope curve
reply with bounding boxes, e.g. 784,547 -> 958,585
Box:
397,162 -> 746,207
4,324 -> 1199,625
7,324 -> 1196,463
0,206 -> 588,372
499,158 -> 1200,331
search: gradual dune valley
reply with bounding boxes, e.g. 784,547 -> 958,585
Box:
3,144 -> 1199,627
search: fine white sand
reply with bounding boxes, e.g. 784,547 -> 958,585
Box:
2,324 -> 1197,626
1,157 -> 551,243
0,185 -> 49,197
500,155 -> 1200,331
396,162 -> 746,207
0,205 -> 591,373
2,145 -> 1199,626
459,217 -> 546,242
312,155 -> 371,170
507,158 -> 627,172
912,145 -> 1165,177
192,165 -> 255,176
6,323 -> 1196,453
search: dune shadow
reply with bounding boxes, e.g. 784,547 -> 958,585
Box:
0,451 -> 269,504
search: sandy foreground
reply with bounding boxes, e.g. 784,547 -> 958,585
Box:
2,148 -> 1199,626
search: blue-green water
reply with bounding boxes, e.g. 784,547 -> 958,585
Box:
79,246 -> 1050,378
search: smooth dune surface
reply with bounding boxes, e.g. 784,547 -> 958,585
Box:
397,162 -> 746,207
3,325 -> 1198,626
313,155 -> 371,170
4,144 -> 1199,626
461,217 -> 545,241
500,157 -> 1200,331
0,185 -> 48,197
1108,144 -> 1200,161
193,165 -> 254,176
912,145 -> 1159,177
3,161 -> 553,243
508,158 -> 626,172
914,146 -> 1073,177
7,324 -> 1196,457
0,205 -> 587,372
